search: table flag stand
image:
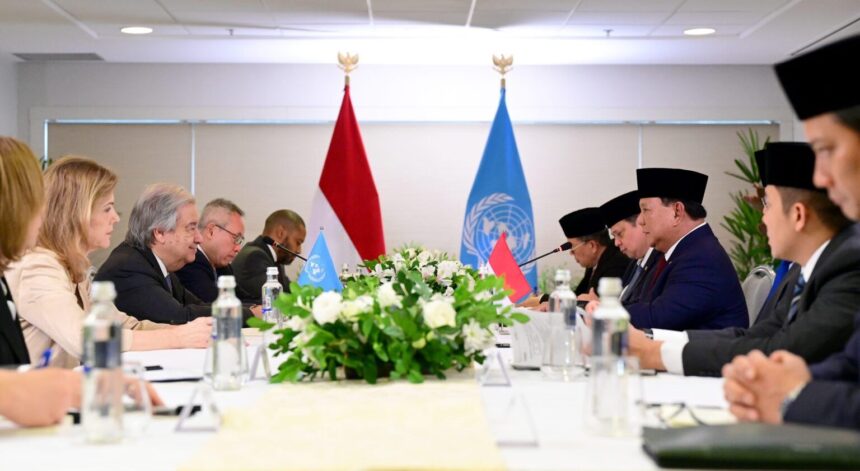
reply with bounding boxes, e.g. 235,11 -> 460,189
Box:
478,348 -> 511,387
175,382 -> 221,433
249,343 -> 272,381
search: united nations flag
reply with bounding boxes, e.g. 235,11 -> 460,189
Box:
298,231 -> 343,292
460,88 -> 536,298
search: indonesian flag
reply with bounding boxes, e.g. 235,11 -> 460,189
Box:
306,85 -> 385,270
489,233 -> 532,303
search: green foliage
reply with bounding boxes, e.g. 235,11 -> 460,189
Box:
720,129 -> 774,279
262,247 -> 527,385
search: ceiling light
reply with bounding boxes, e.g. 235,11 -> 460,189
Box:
683,28 -> 715,36
121,26 -> 153,35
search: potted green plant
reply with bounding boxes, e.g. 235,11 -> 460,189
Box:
721,129 -> 774,279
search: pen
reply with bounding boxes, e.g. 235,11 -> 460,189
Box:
37,347 -> 53,368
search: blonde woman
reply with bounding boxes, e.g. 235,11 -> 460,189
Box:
5,156 -> 211,368
0,136 -> 81,426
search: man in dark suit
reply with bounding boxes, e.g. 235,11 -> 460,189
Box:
599,190 -> 662,305
722,35 -> 860,429
96,183 -> 214,324
557,207 -> 630,300
627,167 -> 748,331
233,209 -> 306,304
176,198 -> 246,303
630,142 -> 858,376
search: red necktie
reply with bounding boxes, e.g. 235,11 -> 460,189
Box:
647,255 -> 668,291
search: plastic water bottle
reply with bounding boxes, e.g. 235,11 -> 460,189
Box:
81,281 -> 123,443
591,277 -> 629,357
541,269 -> 582,380
586,277 -> 640,436
212,275 -> 244,391
261,267 -> 283,329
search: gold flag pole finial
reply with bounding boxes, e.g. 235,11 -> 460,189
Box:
338,52 -> 359,86
492,54 -> 513,89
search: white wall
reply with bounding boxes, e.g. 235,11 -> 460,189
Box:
18,62 -> 799,151
18,62 -> 798,282
0,53 -> 17,136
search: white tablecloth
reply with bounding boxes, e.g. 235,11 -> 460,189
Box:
0,336 -> 729,471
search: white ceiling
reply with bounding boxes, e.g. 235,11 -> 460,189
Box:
0,0 -> 858,64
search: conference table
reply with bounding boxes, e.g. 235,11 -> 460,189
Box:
0,330 -> 731,471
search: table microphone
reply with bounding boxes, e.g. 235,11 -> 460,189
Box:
517,241 -> 573,267
261,236 -> 307,262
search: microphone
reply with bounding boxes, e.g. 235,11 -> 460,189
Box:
517,241 -> 573,268
261,236 -> 307,262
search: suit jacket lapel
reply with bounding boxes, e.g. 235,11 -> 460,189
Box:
0,278 -> 30,364
139,245 -> 176,295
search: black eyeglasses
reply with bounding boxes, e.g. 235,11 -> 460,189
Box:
638,401 -> 721,428
215,225 -> 245,245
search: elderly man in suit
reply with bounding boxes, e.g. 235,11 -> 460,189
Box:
96,184 -> 254,324
176,198 -> 246,303
558,207 -> 630,301
723,35 -> 860,430
629,142 -> 858,376
232,209 -> 306,304
626,167 -> 748,331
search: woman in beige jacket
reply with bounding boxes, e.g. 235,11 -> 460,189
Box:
5,156 -> 211,368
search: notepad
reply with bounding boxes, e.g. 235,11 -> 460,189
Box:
643,423 -> 860,469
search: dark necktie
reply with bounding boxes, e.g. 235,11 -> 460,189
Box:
621,263 -> 645,304
165,274 -> 174,294
647,255 -> 668,291
786,274 -> 806,323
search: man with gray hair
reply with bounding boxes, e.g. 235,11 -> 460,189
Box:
96,183 -> 212,324
233,209 -> 306,304
177,198 -> 247,303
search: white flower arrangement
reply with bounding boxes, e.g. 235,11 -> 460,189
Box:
254,246 -> 528,384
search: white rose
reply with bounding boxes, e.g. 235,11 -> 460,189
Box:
377,282 -> 402,309
312,292 -> 342,324
462,319 -> 493,354
436,260 -> 460,281
422,300 -> 457,329
420,265 -> 436,280
417,250 -> 432,266
405,248 -> 417,259
444,286 -> 454,297
341,295 -> 373,322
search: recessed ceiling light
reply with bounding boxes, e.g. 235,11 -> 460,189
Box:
684,27 -> 716,36
121,26 -> 153,35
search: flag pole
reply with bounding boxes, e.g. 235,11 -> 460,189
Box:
337,52 -> 359,87
492,54 -> 513,90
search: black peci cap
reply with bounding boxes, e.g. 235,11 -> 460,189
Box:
599,191 -> 641,227
559,207 -> 606,239
758,142 -> 820,191
636,168 -> 708,203
775,35 -> 860,120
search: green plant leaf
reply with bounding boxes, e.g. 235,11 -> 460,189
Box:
510,312 -> 530,324
246,316 -> 274,331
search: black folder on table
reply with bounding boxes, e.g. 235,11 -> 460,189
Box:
642,423 -> 860,469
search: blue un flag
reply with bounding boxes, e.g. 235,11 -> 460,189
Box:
460,88 -> 537,295
298,232 -> 343,292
